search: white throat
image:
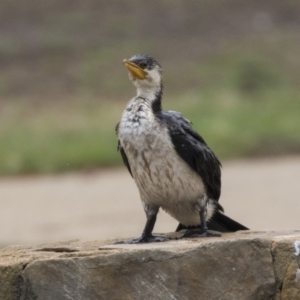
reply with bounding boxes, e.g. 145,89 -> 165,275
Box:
133,69 -> 162,101
136,86 -> 159,100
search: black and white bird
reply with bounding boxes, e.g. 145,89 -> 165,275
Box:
116,54 -> 248,244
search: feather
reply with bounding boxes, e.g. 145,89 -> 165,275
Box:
155,110 -> 221,200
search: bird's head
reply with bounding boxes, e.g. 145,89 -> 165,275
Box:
123,54 -> 163,98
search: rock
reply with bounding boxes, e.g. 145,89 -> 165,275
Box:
0,231 -> 300,300
280,240 -> 300,300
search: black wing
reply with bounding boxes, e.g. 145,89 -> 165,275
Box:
156,110 -> 221,201
115,123 -> 132,177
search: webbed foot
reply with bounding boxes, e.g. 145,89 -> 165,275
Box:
181,228 -> 222,238
114,235 -> 168,244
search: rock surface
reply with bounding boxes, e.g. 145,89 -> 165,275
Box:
0,231 -> 300,300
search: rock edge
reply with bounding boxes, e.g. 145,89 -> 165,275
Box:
0,230 -> 300,300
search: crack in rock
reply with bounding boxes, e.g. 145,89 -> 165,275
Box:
35,247 -> 79,253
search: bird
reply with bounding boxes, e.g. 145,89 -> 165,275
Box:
116,54 -> 248,244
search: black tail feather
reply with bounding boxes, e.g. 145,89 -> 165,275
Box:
176,211 -> 248,233
207,211 -> 248,232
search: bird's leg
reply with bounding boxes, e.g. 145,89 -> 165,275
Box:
115,204 -> 168,244
182,196 -> 221,238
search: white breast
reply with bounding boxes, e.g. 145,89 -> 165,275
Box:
118,98 -> 214,226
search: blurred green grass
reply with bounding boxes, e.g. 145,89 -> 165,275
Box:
0,99 -> 123,175
1,75 -> 299,176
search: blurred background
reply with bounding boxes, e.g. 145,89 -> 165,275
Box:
0,0 -> 300,247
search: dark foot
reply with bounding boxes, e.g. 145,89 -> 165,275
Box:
181,228 -> 222,238
114,235 -> 168,244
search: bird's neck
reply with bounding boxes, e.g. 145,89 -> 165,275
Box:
136,83 -> 163,113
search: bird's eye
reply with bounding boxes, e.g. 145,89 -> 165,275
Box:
139,61 -> 148,69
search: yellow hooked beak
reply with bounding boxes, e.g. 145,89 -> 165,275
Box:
123,59 -> 147,80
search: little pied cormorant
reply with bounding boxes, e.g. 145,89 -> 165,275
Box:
116,54 -> 248,244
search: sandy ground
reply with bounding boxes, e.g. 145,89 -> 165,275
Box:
0,156 -> 300,247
